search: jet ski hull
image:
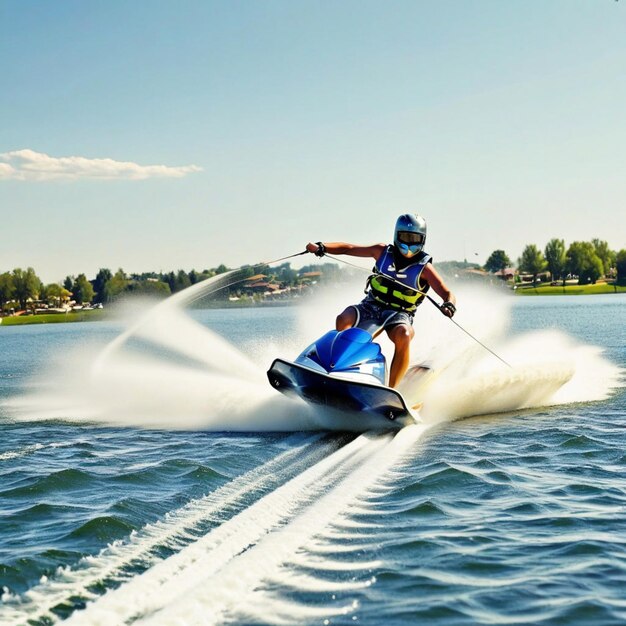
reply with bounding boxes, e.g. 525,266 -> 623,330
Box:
267,358 -> 415,427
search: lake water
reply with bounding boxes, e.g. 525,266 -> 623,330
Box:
0,290 -> 625,625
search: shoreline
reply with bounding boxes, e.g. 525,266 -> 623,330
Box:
3,288 -> 625,327
0,299 -> 295,327
0,309 -> 106,327
512,284 -> 626,296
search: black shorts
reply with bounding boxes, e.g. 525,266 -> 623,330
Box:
350,298 -> 414,335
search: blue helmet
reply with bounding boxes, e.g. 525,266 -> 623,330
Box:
394,214 -> 427,258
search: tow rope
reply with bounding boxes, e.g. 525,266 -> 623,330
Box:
322,252 -> 513,369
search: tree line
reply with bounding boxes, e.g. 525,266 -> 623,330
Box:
2,239 -> 624,314
484,238 -> 626,286
0,262 -> 338,313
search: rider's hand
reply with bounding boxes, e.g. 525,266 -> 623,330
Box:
306,242 -> 326,257
440,301 -> 456,318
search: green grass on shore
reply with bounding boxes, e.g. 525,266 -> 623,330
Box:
0,309 -> 106,326
514,283 -> 626,296
2,283 -> 624,326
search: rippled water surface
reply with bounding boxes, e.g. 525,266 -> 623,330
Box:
0,294 -> 625,625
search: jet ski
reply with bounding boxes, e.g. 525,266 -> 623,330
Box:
267,327 -> 418,427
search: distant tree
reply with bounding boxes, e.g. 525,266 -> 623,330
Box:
518,245 -> 547,286
615,249 -> 626,286
104,269 -> 128,301
163,270 -> 192,293
176,270 -> 192,292
591,239 -> 616,276
63,275 -> 74,292
484,250 -> 511,273
188,270 -> 200,285
44,283 -> 71,306
299,263 -> 342,280
164,271 -> 176,293
544,238 -> 566,283
92,268 -> 112,303
275,263 -> 298,286
72,274 -> 95,304
214,264 -> 229,275
126,280 -> 171,298
129,271 -> 159,281
195,271 -> 212,283
41,283 -> 55,301
566,241 -> 604,285
0,272 -> 15,310
12,267 -> 41,310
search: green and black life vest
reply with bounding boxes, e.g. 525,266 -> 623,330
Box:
367,246 -> 432,313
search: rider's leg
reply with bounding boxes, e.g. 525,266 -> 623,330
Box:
336,306 -> 357,331
386,323 -> 415,388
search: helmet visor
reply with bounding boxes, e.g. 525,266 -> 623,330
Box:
396,231 -> 424,245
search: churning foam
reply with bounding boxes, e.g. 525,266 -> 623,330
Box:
410,287 -> 622,423
60,426 -> 427,626
2,272 -> 623,624
0,433 -> 340,626
4,271 -> 622,430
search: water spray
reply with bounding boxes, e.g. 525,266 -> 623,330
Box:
92,250 -> 312,374
10,247 -> 620,429
320,251 -> 513,369
422,293 -> 512,369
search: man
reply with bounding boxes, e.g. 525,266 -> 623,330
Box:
306,214 -> 456,388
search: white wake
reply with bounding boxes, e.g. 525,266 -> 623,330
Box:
4,275 -> 621,430
65,427 -> 428,626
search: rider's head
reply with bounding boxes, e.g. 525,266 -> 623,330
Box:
393,214 -> 427,258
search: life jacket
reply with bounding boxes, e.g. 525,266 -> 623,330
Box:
367,245 -> 432,312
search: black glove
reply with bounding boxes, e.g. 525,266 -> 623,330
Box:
440,301 -> 456,317
314,242 -> 326,257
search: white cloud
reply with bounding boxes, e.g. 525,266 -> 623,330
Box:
0,149 -> 202,181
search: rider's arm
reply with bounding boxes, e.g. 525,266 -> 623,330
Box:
306,242 -> 386,259
422,264 -> 457,317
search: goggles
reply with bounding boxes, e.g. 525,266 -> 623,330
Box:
396,231 -> 424,245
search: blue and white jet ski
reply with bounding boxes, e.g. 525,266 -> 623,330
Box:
267,327 -> 417,427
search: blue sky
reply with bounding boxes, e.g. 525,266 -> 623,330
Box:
1,0 -> 624,282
